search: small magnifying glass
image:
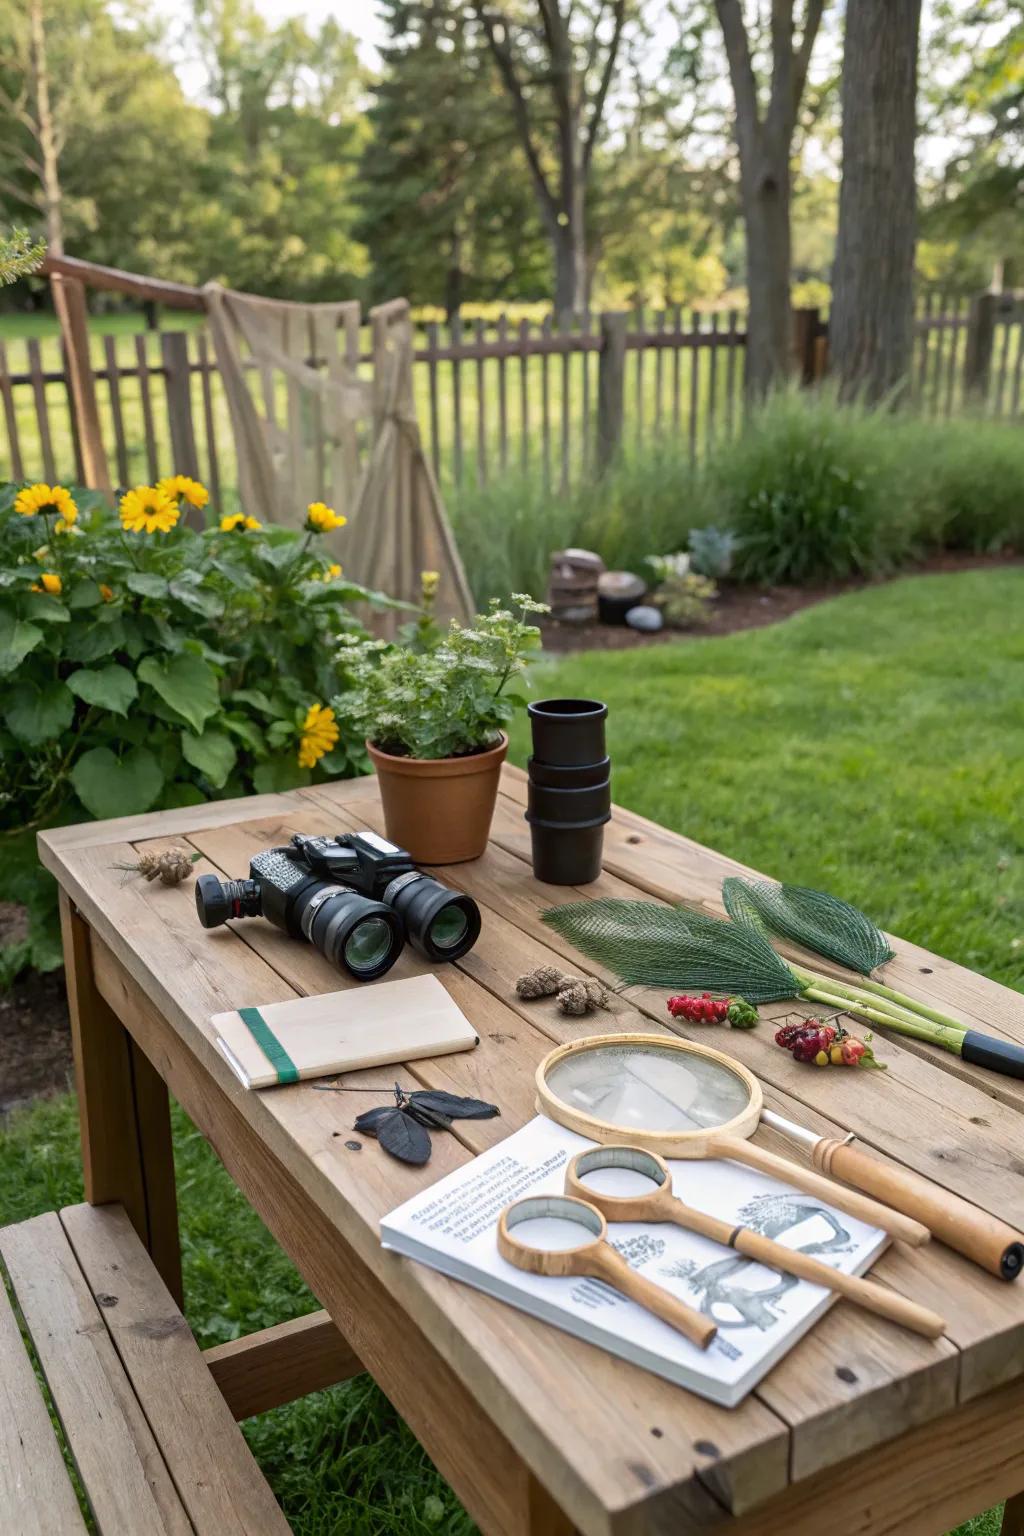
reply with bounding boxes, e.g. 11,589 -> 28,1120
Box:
497,1194 -> 717,1350
566,1146 -> 945,1339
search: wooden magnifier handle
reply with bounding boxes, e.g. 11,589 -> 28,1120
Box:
811,1137 -> 1024,1281
711,1136 -> 931,1248
586,1247 -> 717,1350
667,1202 -> 945,1339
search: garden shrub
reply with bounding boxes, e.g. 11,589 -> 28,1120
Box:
0,476 -> 397,969
892,415 -> 1024,553
699,388 -> 911,585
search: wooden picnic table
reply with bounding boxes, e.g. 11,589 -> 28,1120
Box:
38,765 -> 1024,1536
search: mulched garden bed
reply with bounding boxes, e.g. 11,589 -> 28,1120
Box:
1,967 -> 72,1117
539,550 -> 1021,653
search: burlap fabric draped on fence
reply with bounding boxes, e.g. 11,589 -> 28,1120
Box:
203,284 -> 473,627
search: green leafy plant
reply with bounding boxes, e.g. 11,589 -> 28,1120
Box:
0,228 -> 45,287
334,594 -> 547,760
646,552 -> 717,628
0,477 -> 394,836
688,525 -> 736,578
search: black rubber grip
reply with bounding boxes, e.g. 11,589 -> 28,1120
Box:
960,1030 -> 1024,1080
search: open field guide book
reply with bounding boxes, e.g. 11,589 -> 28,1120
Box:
381,1116 -> 888,1406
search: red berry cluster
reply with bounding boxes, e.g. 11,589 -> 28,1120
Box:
668,992 -> 730,1024
774,1019 -> 883,1069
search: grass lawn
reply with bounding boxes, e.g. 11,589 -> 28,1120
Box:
1,567 -> 1020,1534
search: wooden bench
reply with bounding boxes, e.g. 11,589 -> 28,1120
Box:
0,1202 -> 292,1535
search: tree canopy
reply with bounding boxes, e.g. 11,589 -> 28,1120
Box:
0,0 -> 1018,310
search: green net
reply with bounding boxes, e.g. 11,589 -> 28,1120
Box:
721,877 -> 895,975
541,899 -> 800,1002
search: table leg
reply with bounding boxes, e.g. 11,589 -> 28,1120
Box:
522,1471 -> 577,1536
1002,1492 -> 1024,1536
60,892 -> 183,1306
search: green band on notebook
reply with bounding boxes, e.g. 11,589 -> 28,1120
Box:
237,1007 -> 299,1085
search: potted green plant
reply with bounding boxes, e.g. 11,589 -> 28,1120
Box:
334,591 -> 547,863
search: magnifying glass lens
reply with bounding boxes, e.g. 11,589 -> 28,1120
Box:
545,1041 -> 752,1134
503,1195 -> 601,1253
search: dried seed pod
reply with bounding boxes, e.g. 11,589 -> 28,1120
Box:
157,848 -> 197,884
556,979 -> 591,1016
515,965 -> 565,999
114,848 -> 199,886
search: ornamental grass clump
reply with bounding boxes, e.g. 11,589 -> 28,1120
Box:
699,387 -> 910,584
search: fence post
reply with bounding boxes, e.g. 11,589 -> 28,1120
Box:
596,310 -> 628,471
50,272 -> 112,493
160,331 -> 200,498
963,291 -> 997,401
792,307 -> 823,386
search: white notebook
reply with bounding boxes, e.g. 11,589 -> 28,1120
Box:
381,1115 -> 889,1407
211,974 -> 479,1089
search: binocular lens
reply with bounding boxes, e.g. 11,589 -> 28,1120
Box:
385,873 -> 481,962
300,886 -> 404,980
343,916 -> 397,974
427,905 -> 470,952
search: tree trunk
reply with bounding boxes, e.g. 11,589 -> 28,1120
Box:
552,202 -> 586,317
742,140 -> 793,396
830,0 -> 922,403
28,0 -> 63,255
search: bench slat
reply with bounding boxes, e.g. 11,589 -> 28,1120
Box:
61,1202 -> 292,1536
0,1271 -> 88,1535
0,1212 -> 191,1535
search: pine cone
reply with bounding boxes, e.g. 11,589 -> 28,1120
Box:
515,965 -> 565,999
157,849 -> 196,885
136,851 -> 161,878
556,979 -> 591,1016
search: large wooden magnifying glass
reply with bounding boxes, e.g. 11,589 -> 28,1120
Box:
536,1033 -> 929,1247
497,1193 -> 717,1350
565,1145 -> 945,1339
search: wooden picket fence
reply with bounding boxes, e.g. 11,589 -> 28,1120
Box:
1,292 -> 1022,504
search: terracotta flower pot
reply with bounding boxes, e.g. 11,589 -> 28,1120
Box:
366,733 -> 509,864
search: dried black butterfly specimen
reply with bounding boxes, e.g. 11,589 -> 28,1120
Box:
353,1084 -> 500,1165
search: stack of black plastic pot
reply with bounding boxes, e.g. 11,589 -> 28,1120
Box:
525,699 -> 610,885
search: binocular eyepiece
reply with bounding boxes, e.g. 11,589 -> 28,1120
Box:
195,830 -> 481,982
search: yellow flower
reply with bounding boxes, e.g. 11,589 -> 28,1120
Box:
297,703 -> 339,769
100,583 -> 114,603
158,474 -> 209,510
322,562 -> 343,581
220,512 -> 262,533
31,571 -> 62,595
14,483 -> 78,523
306,501 -> 347,533
421,569 -> 440,599
119,485 -> 180,535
